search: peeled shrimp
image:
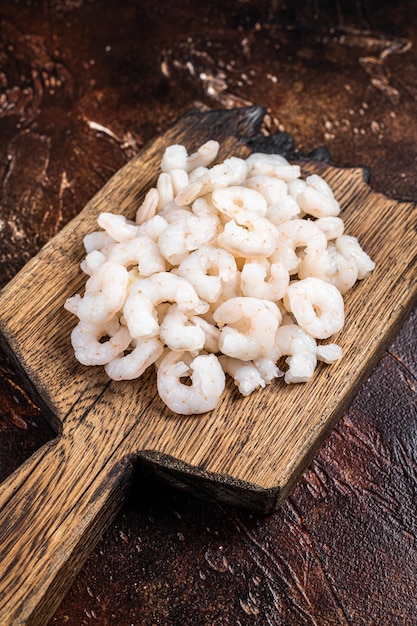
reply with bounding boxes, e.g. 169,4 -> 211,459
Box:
160,144 -> 188,172
156,172 -> 175,210
316,343 -> 343,363
284,277 -> 344,339
169,168 -> 190,196
174,181 -> 206,207
135,271 -> 208,314
275,323 -> 317,356
177,246 -> 237,303
104,336 -> 164,380
208,269 -> 241,312
245,175 -> 300,224
297,174 -> 340,218
188,165 -> 209,184
174,156 -> 249,206
157,350 -> 225,414
80,250 -> 106,275
240,258 -> 289,301
76,261 -> 129,325
106,236 -> 166,276
64,293 -> 81,316
160,140 -> 219,173
277,219 -> 327,259
83,230 -> 115,253
253,347 -> 283,384
284,351 -> 317,384
266,195 -> 301,226
246,152 -> 301,182
188,315 -> 221,353
123,272 -> 205,339
269,232 -> 300,274
159,304 -> 206,352
288,178 -> 307,201
71,318 -> 131,366
275,323 -> 318,384
66,140 -> 376,413
97,212 -> 139,242
123,291 -> 159,338
245,175 -> 287,205
219,355 -> 266,396
213,297 -> 281,361
315,216 -> 344,240
158,202 -> 192,224
218,209 -> 279,258
208,157 -> 248,187
336,235 -> 375,279
135,188 -> 159,225
158,214 -> 219,265
136,214 -> 169,242
186,140 -> 220,171
298,244 -> 358,294
191,196 -> 219,218
275,323 -> 342,383
212,186 -> 267,219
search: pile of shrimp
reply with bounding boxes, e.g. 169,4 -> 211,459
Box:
64,140 -> 375,415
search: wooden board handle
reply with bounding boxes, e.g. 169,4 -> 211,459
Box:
0,427 -> 135,625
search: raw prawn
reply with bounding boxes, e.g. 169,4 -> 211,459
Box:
97,212 -> 139,242
136,214 -> 169,242
106,236 -> 166,276
159,304 -> 206,352
160,140 -> 219,173
219,355 -> 266,396
240,258 -> 289,301
213,297 -> 281,361
275,323 -> 317,384
298,244 -> 358,294
277,219 -> 327,259
246,152 -> 301,181
297,174 -> 340,218
217,209 -> 279,258
177,246 -> 237,303
135,188 -> 159,225
123,272 -> 205,339
212,186 -> 267,219
336,235 -> 376,279
284,277 -> 344,339
158,214 -> 219,265
104,336 -> 164,380
71,318 -> 131,366
76,261 -> 129,325
157,350 -> 225,414
83,230 -> 115,253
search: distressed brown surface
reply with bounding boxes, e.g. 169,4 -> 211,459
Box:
0,1 -> 416,625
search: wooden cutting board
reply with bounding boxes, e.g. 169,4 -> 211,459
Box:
0,106 -> 416,625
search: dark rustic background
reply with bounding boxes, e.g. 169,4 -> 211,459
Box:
0,1 -> 416,624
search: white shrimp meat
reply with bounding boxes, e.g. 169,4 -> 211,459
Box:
157,351 -> 225,415
65,139 -> 375,414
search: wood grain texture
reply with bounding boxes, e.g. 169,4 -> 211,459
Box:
1,2 -> 416,624
0,106 -> 416,625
